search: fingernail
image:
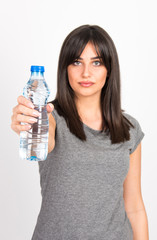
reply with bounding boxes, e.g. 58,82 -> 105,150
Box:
29,118 -> 38,123
48,103 -> 54,109
29,103 -> 34,109
33,111 -> 40,117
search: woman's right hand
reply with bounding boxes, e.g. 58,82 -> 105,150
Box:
11,95 -> 54,135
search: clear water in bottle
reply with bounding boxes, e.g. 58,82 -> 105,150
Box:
19,66 -> 50,161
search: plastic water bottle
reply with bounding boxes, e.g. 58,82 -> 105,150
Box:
19,66 -> 50,161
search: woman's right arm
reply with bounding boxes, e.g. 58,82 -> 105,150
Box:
11,95 -> 56,153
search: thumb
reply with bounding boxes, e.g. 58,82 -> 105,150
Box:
47,103 -> 54,113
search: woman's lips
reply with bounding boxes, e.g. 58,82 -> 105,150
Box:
79,82 -> 94,87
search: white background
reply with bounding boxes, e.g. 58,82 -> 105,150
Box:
0,0 -> 156,239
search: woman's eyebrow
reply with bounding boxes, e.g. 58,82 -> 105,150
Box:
91,56 -> 102,60
76,56 -> 102,60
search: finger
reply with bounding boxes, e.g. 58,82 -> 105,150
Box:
17,95 -> 34,109
46,103 -> 54,113
15,123 -> 32,132
11,122 -> 31,134
13,104 -> 40,117
16,113 -> 38,124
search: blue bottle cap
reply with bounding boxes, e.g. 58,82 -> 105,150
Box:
31,66 -> 45,72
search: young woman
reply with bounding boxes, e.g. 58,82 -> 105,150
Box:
11,25 -> 149,239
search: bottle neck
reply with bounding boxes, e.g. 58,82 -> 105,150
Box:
31,71 -> 44,79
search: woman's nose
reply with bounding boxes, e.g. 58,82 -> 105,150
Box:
82,64 -> 91,78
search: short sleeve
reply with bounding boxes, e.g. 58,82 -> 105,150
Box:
128,116 -> 145,154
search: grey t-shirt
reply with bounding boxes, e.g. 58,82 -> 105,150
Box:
31,108 -> 145,240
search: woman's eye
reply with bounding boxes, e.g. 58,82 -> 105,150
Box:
73,61 -> 81,66
93,61 -> 101,66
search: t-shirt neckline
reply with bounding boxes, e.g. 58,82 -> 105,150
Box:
82,122 -> 104,134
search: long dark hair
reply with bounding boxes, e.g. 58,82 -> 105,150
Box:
50,24 -> 134,144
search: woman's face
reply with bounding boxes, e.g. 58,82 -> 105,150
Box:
67,42 -> 108,100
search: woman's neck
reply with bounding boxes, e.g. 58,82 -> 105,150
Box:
75,96 -> 102,121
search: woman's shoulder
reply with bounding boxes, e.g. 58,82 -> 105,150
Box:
122,111 -> 145,141
122,111 -> 141,127
122,112 -> 145,154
